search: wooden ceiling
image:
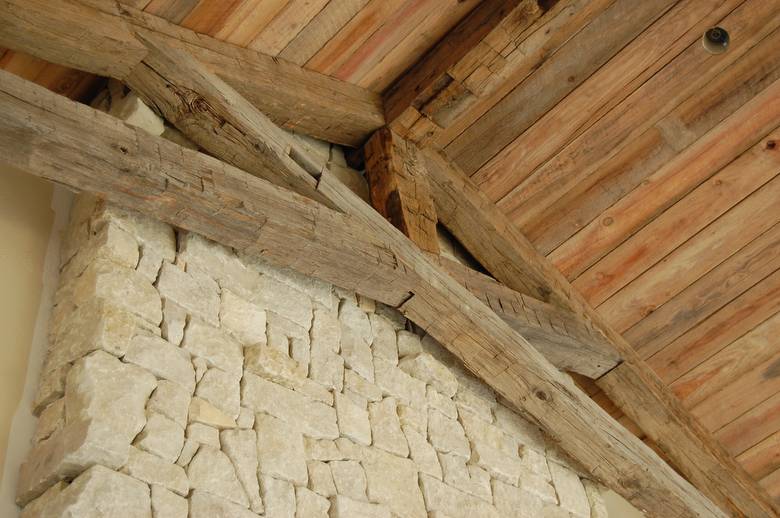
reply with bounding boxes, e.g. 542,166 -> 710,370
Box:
2,0 -> 778,509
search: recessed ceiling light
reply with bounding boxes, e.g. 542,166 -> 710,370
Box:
702,27 -> 730,54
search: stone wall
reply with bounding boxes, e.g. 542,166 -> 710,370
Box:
15,193 -> 609,518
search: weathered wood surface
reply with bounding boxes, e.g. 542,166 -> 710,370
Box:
417,144 -> 777,518
0,0 -> 384,145
364,128 -> 439,254
0,69 -> 727,518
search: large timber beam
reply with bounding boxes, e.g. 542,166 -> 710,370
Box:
0,0 -> 383,146
0,69 -> 726,518
418,146 -> 777,518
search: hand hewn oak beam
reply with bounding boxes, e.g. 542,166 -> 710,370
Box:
364,128 -> 440,254
418,146 -> 776,518
0,0 -> 383,146
0,70 -> 726,518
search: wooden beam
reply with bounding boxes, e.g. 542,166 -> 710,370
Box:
418,146 -> 777,518
436,255 -> 620,378
364,128 -> 439,254
0,0 -> 383,146
0,69 -> 726,518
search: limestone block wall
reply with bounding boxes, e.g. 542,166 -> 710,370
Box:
16,193 -> 609,518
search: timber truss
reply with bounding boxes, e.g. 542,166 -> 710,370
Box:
0,1 -> 775,516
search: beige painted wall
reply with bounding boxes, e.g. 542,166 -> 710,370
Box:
0,169 -> 54,477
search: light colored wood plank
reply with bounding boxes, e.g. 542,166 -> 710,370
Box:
736,430 -> 780,480
0,0 -> 384,146
533,24 -> 780,260
576,123 -> 780,306
759,468 -> 780,509
364,128 -> 439,253
179,0 -> 243,34
249,0 -> 330,55
598,172 -> 780,332
212,0 -> 288,46
144,0 -> 199,23
717,391 -> 780,457
279,0 -> 370,65
445,0 -> 676,175
0,69 -> 729,518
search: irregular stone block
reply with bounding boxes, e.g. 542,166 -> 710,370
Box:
344,369 -> 382,402
255,413 -> 308,485
310,348 -> 344,392
19,481 -> 66,518
189,397 -> 237,429
376,303 -> 406,330
124,334 -> 195,392
373,358 -> 426,408
222,428 -> 264,514
196,367 -> 240,419
522,447 -> 551,480
161,299 -> 187,346
244,344 -> 306,389
362,448 -> 426,518
494,404 -> 546,453
453,378 -> 496,424
176,440 -> 199,468
492,479 -> 544,518
304,438 -> 343,462
369,313 -> 398,364
151,485 -> 188,518
156,262 -> 219,326
329,495 -> 391,518
260,476 -> 295,518
189,490 -> 258,518
519,469 -> 558,505
471,439 -> 524,486
339,300 -> 374,381
242,373 -> 338,439
368,397 -> 408,457
237,407 -> 255,429
542,505 -> 571,518
135,412 -> 185,463
296,486 -> 329,518
427,386 -> 457,419
122,446 -> 189,496
397,404 -> 426,433
32,364 -> 68,416
220,289 -> 267,345
438,452 -> 491,502
330,460 -> 367,500
335,392 -> 371,446
267,312 -> 311,369
95,204 -> 176,264
459,408 -> 518,456
396,330 -> 422,357
549,461 -> 590,517
61,221 -> 139,281
244,252 -> 332,308
403,425 -> 441,479
399,353 -> 458,397
33,398 -> 64,444
419,474 -> 499,518
182,320 -> 243,377
147,380 -> 190,428
255,275 -> 313,329
186,422 -> 220,449
583,479 -> 609,518
187,445 -> 248,507
307,461 -> 337,497
311,306 -> 340,355
136,246 -> 164,282
428,409 -> 470,459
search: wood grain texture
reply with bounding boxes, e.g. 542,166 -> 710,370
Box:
364,128 -> 439,254
718,391 -> 780,456
0,69 -> 731,518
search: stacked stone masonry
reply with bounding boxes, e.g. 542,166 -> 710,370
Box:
16,194 -> 609,518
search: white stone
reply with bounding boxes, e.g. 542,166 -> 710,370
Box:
193,357 -> 208,383
362,448 -> 427,518
189,490 -> 258,518
255,275 -> 313,329
494,404 -> 547,453
307,461 -> 337,497
147,380 -> 191,428
376,303 -> 406,330
520,470 -> 558,505
18,482 -> 63,518
41,465 -> 152,518
122,446 -> 189,496
329,495 -> 391,518
244,252 -> 332,307
237,407 -> 255,429
136,247 -> 164,282
310,348 -> 344,392
304,438 -> 343,461
161,299 -> 187,346
187,445 -> 249,507
244,344 -> 306,388
32,364 -> 68,416
397,403 -> 427,433
459,408 -> 516,454
369,397 -> 408,457
17,352 -> 157,504
492,479 -> 544,518
196,367 -> 240,419
339,300 -> 374,381
399,353 -> 458,397
151,485 -> 188,518
176,440 -> 198,468
61,222 -> 138,281
189,397 -> 237,429
156,262 -> 220,326
242,373 -> 338,439
427,386 -> 457,418
369,313 -> 398,364
330,460 -> 367,500
542,505 -> 571,518
419,474 -> 499,518
311,306 -> 340,355
549,461 -> 590,517
124,334 -> 195,392
255,413 -> 308,485
135,412 -> 184,463
335,392 -> 371,446
472,440 -> 524,486
296,486 -> 329,518
344,369 -> 382,402
396,330 -> 422,357
583,480 -> 609,518
33,398 -> 64,444
182,320 -> 244,377
428,409 -> 470,459
95,205 -> 176,264
453,378 -> 496,423
336,438 -> 366,461
522,447 -> 551,480
220,289 -> 267,345
260,476 -> 295,518
403,425 -> 442,479
438,452 -> 491,502
222,428 -> 264,514
186,422 -> 220,449
266,312 -> 311,369
373,358 -> 426,408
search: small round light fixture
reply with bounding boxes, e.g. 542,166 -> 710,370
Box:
702,27 -> 730,54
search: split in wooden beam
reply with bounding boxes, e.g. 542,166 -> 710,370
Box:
0,0 -> 383,146
417,146 -> 777,518
0,69 -> 726,518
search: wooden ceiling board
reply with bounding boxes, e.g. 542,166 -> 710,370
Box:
737,430 -> 780,481
717,391 -> 780,456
